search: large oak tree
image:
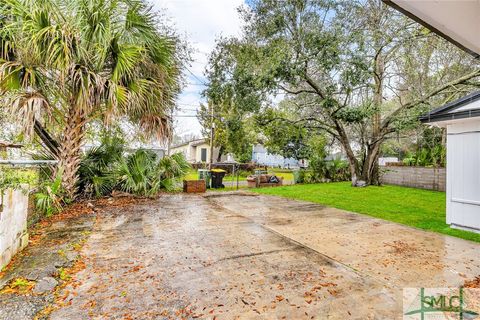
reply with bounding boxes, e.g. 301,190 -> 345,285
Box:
205,0 -> 480,185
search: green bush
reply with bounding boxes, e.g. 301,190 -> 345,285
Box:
35,171 -> 66,216
115,150 -> 190,196
78,138 -> 191,198
78,136 -> 124,197
156,152 -> 191,191
0,168 -> 37,192
307,157 -> 350,183
402,145 -> 446,167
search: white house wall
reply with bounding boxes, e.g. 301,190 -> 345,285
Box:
170,144 -> 192,162
171,142 -> 226,163
252,145 -> 299,168
194,143 -> 212,163
446,120 -> 480,232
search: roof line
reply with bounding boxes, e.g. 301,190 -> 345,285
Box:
420,109 -> 480,124
428,91 -> 480,115
420,90 -> 480,123
171,138 -> 207,149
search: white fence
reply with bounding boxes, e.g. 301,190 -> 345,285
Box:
0,188 -> 29,269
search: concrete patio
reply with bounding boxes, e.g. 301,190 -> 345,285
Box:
40,192 -> 480,319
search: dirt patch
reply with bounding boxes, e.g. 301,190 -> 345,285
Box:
464,276 -> 480,288
384,240 -> 417,254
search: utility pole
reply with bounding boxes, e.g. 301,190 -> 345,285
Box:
167,109 -> 173,156
209,103 -> 215,170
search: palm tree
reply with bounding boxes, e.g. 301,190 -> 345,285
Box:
0,0 -> 181,197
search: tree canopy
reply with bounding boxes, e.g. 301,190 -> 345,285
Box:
204,0 -> 480,185
0,0 -> 185,196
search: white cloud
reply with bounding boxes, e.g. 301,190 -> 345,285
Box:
150,0 -> 244,137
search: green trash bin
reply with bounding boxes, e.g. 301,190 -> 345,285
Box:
198,169 -> 211,188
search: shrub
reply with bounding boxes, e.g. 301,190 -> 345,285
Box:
35,171 -> 66,216
114,149 -> 161,196
78,139 -> 191,198
156,152 -> 191,191
402,145 -> 446,167
115,150 -> 190,196
307,157 -> 350,183
78,136 -> 124,197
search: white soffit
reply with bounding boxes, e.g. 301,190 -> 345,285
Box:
384,0 -> 480,57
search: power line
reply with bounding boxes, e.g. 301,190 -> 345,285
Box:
176,108 -> 198,112
185,66 -> 207,86
177,102 -> 203,107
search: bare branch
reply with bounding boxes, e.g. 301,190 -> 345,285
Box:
381,69 -> 480,129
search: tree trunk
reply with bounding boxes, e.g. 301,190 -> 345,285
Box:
34,119 -> 60,157
56,106 -> 86,199
347,157 -> 359,186
361,142 -> 382,185
333,120 -> 361,186
216,145 -> 224,162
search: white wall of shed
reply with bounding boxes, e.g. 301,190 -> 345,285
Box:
446,119 -> 480,232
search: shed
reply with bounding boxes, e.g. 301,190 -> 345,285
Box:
420,92 -> 480,232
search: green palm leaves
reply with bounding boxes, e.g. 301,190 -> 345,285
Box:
0,0 -> 180,134
0,0 -> 182,196
78,138 -> 191,198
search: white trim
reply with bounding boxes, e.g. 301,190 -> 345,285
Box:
450,223 -> 480,234
451,198 -> 480,207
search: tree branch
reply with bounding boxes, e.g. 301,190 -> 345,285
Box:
381,69 -> 480,129
279,85 -> 317,95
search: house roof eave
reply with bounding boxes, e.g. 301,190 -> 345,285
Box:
419,90 -> 480,124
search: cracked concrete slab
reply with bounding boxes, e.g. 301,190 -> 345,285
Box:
44,192 -> 480,319
0,212 -> 95,320
210,193 -> 480,289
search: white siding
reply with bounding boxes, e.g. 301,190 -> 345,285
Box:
252,144 -> 300,168
447,120 -> 480,232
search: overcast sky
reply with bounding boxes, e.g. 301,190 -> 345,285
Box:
151,0 -> 245,138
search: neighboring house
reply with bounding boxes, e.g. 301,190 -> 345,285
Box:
170,139 -> 227,163
251,144 -> 306,168
385,0 -> 480,232
81,145 -> 166,159
378,157 -> 399,166
324,152 -> 347,161
126,147 -> 165,159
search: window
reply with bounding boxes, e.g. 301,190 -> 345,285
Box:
200,148 -> 207,162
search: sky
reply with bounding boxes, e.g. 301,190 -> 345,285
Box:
151,0 -> 245,139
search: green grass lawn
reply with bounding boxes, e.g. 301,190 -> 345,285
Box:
252,182 -> 480,243
185,168 -> 295,182
268,169 -> 294,181
185,169 -> 199,180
